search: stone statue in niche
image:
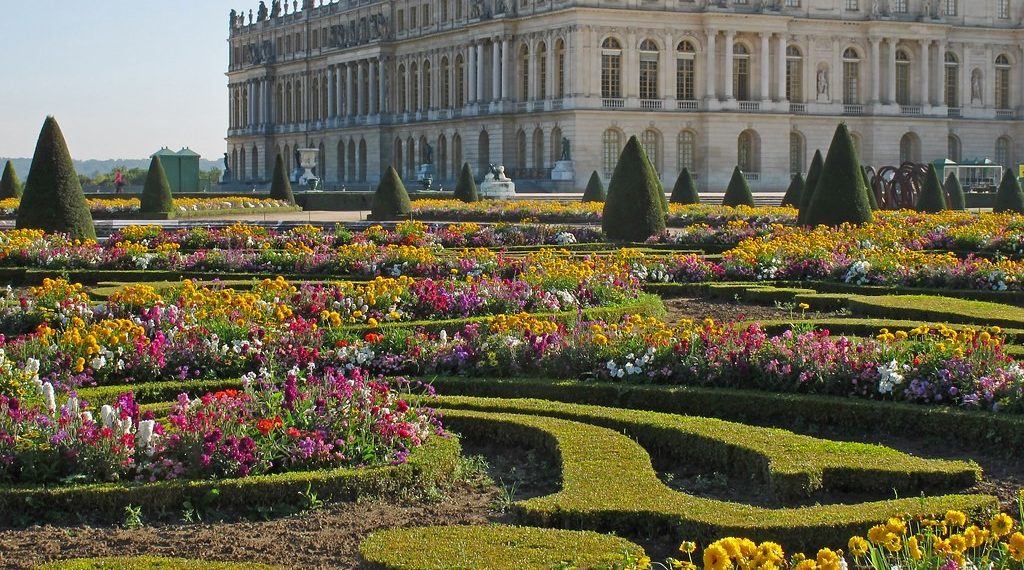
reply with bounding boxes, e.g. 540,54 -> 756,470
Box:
971,69 -> 983,104
816,68 -> 830,100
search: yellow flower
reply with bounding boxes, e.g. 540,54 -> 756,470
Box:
594,333 -> 609,346
847,536 -> 869,558
883,535 -> 902,553
816,548 -> 841,570
679,541 -> 697,555
636,555 -> 652,570
867,525 -> 888,544
886,517 -> 907,536
945,510 -> 968,528
907,536 -> 923,561
756,542 -> 784,564
1007,532 -> 1024,562
798,303 -> 810,310
704,544 -> 733,570
947,534 -> 967,554
794,560 -> 817,570
989,513 -> 1014,537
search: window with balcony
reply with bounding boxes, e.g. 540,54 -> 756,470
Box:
895,49 -> 911,105
639,39 -> 660,101
996,54 -> 1011,109
601,38 -> 623,99
786,45 -> 803,103
944,52 -> 959,108
676,41 -> 696,101
843,48 -> 861,104
733,43 -> 751,101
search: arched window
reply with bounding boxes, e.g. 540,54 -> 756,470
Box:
550,126 -> 563,165
676,40 -> 697,101
285,83 -> 293,123
275,84 -> 283,124
786,46 -> 803,103
790,131 -> 805,174
440,58 -> 451,108
232,148 -> 239,178
641,129 -> 661,175
738,130 -> 760,174
423,60 -> 432,110
678,130 -> 696,172
948,134 -> 961,163
410,62 -> 420,112
311,78 -> 320,121
601,38 -> 623,99
516,129 -> 527,170
239,146 -> 247,182
733,43 -> 751,101
533,128 -> 545,170
393,138 -> 403,178
895,49 -> 911,105
996,136 -> 1013,168
406,138 -> 415,178
455,55 -> 466,107
294,81 -> 303,121
944,52 -> 959,108
419,135 -> 430,165
478,130 -> 490,175
537,42 -> 548,99
556,39 -> 566,98
347,140 -> 356,182
398,64 -> 407,113
438,135 -> 448,179
602,128 -> 623,178
842,48 -> 861,104
520,44 -> 530,100
317,142 -> 325,180
995,54 -> 1011,109
452,133 -> 463,176
251,146 -> 259,180
639,39 -> 659,101
337,141 -> 346,182
320,78 -> 328,119
899,132 -> 920,163
358,139 -> 367,182
241,89 -> 248,127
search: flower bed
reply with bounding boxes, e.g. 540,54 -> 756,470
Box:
0,198 -> 298,219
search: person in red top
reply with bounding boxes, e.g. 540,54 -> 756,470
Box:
114,169 -> 125,194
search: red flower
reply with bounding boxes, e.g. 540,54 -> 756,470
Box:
286,427 -> 302,438
364,333 -> 384,343
336,339 -> 349,348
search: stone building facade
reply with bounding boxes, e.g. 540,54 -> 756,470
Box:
226,0 -> 1024,192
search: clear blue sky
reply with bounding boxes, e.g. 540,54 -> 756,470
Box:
1,1 -> 240,160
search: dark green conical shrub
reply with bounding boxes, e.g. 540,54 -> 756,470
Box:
15,117 -> 95,240
945,172 -> 966,211
797,150 -> 824,225
994,168 -> 1024,214
0,160 -> 22,199
370,165 -> 412,220
781,173 -> 804,208
139,156 -> 174,214
915,164 -> 947,213
804,124 -> 874,227
454,163 -> 479,203
269,154 -> 295,204
582,171 -> 606,203
602,136 -> 666,242
722,166 -> 755,207
670,168 -> 700,205
862,166 -> 879,210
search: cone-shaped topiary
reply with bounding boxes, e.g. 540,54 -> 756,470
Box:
454,162 -> 479,202
269,154 -> 295,204
16,117 -> 95,240
370,165 -> 412,220
994,168 -> 1024,214
945,171 -> 966,211
139,156 -> 174,214
0,160 -> 22,199
780,173 -> 804,208
915,163 -> 948,213
804,124 -> 874,227
797,150 -> 824,225
670,167 -> 700,205
582,171 -> 606,203
602,136 -> 666,242
722,166 -> 755,207
862,166 -> 879,210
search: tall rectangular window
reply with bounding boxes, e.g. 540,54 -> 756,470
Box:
640,58 -> 658,99
845,0 -> 858,10
786,58 -> 803,102
892,0 -> 907,12
843,61 -> 860,103
896,63 -> 910,105
676,58 -> 695,100
944,65 -> 958,107
996,68 -> 1011,109
945,0 -> 957,15
999,0 -> 1010,18
602,54 -> 621,98
734,57 -> 750,101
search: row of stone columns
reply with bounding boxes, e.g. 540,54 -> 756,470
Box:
325,58 -> 385,118
231,78 -> 271,129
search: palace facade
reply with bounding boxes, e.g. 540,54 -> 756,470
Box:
226,0 -> 1024,192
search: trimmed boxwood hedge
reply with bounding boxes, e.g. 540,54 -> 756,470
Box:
359,525 -> 644,570
0,435 -> 460,522
441,408 -> 994,551
427,376 -> 1024,457
844,294 -> 1024,328
437,397 -> 979,502
36,558 -> 278,570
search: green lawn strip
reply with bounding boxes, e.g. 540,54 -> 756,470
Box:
435,396 -> 978,502
36,558 -> 278,570
844,294 -> 1024,328
0,435 -> 460,521
359,525 -> 644,570
427,376 -> 1024,457
797,281 -> 1024,306
443,409 -> 994,551
752,317 -> 1024,343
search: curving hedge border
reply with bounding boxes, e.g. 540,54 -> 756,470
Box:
359,524 -> 644,570
442,408 -> 996,552
428,376 -> 1024,457
0,434 -> 460,522
435,396 -> 979,503
35,558 -> 278,570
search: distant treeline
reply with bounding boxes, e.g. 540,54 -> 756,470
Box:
0,157 -> 221,179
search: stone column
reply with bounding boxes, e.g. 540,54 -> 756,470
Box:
357,60 -> 366,115
502,37 -> 512,100
759,32 -> 770,101
347,63 -> 355,116
468,43 -> 477,103
336,67 -> 344,116
546,34 -> 556,99
870,37 -> 881,104
706,29 -> 717,99
776,34 -> 787,102
920,39 -> 930,107
936,40 -> 947,105
370,60 -> 379,114
493,37 -> 501,101
888,38 -> 898,104
380,57 -> 388,113
724,31 -> 735,100
328,67 -> 336,118
476,42 -> 485,102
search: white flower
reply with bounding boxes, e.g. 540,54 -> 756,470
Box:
80,411 -> 93,423
100,404 -> 115,428
41,382 -> 56,413
24,358 -> 40,375
877,359 -> 904,394
438,330 -> 448,343
91,355 -> 106,370
137,420 -> 156,450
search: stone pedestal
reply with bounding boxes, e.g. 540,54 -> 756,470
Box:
296,148 -> 321,189
551,160 -> 575,181
480,165 -> 517,199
